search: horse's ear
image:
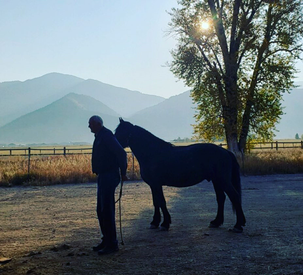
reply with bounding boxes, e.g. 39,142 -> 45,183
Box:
119,117 -> 124,123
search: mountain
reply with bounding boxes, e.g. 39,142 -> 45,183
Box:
0,91 -> 196,144
61,79 -> 165,117
128,90 -> 197,141
0,93 -> 121,144
0,73 -> 84,127
0,73 -> 165,127
275,87 -> 303,139
127,87 -> 303,141
0,72 -> 302,145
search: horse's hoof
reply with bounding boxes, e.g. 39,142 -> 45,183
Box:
209,221 -> 222,228
160,226 -> 169,231
229,226 -> 243,233
149,224 -> 159,229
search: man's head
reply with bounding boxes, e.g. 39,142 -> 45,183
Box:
88,115 -> 103,134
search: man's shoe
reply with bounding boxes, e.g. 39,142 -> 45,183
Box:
92,242 -> 105,252
98,246 -> 119,255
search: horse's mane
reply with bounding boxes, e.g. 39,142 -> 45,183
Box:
133,125 -> 173,150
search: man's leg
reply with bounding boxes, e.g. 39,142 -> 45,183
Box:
94,175 -> 106,251
97,171 -> 120,253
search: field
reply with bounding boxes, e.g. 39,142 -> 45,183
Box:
1,147 -> 303,186
1,174 -> 303,274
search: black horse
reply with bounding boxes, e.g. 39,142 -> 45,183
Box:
115,118 -> 246,233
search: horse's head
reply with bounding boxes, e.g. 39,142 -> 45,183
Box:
115,118 -> 134,148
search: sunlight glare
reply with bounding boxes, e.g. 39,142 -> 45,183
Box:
201,21 -> 210,30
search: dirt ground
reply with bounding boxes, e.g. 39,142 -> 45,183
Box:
1,174 -> 303,275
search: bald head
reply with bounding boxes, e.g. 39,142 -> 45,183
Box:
88,115 -> 103,134
89,115 -> 103,125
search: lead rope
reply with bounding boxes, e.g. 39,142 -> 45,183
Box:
116,180 -> 124,245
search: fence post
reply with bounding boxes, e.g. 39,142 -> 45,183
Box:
53,148 -> 56,155
63,147 -> 66,156
276,141 -> 278,151
132,153 -> 135,180
247,141 -> 250,154
28,147 -> 31,178
301,141 -> 303,149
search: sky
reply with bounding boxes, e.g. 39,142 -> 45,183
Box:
1,0 -> 303,99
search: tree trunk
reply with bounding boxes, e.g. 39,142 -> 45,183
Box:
223,105 -> 241,156
239,99 -> 253,152
226,133 -> 240,155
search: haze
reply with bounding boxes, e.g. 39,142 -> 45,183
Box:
1,1 -> 302,96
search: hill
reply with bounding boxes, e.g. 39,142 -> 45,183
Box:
128,90 -> 197,141
0,93 -> 121,144
0,91 -> 197,144
0,73 -> 302,144
0,73 -> 84,127
0,73 -> 165,127
61,79 -> 165,117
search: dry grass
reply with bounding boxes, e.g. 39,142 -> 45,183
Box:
0,155 -> 95,187
1,149 -> 303,186
0,154 -> 140,187
241,149 -> 303,175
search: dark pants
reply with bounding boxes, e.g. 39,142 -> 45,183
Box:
97,170 -> 120,247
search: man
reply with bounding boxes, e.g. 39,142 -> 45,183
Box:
88,115 -> 128,255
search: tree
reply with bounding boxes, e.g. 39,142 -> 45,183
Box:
295,133 -> 300,139
168,0 -> 303,154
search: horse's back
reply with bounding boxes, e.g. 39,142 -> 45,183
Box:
142,143 -> 236,187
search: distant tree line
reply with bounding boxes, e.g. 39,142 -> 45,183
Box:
295,133 -> 303,140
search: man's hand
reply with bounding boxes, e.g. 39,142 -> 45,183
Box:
121,175 -> 129,182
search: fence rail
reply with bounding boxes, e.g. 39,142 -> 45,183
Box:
1,142 -> 302,181
246,141 -> 303,152
1,141 -> 303,157
0,147 -> 93,157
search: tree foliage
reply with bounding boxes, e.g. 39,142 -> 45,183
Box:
168,0 -> 303,153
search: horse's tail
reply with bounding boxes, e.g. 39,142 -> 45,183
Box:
230,152 -> 242,205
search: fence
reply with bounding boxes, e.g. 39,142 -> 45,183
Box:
0,147 -> 92,157
0,146 -> 138,179
245,141 -> 303,153
1,141 -> 302,177
1,141 -> 303,158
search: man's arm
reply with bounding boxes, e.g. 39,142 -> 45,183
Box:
106,132 -> 128,177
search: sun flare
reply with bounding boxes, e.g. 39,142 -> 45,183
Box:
200,21 -> 210,30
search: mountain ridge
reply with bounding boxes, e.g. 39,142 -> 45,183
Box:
0,93 -> 120,144
0,72 -> 165,127
0,73 -> 302,144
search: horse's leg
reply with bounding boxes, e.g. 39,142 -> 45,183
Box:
150,206 -> 161,229
160,203 -> 171,231
150,185 -> 171,231
224,184 -> 246,233
150,186 -> 161,229
209,181 -> 226,228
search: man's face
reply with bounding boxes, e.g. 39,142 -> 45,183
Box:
88,119 -> 101,134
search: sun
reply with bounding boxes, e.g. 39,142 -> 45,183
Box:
200,21 -> 210,30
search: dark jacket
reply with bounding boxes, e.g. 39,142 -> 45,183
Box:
92,126 -> 127,175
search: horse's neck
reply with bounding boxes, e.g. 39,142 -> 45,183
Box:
129,127 -> 170,161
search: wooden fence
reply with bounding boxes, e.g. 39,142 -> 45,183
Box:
245,141 -> 303,153
0,147 -> 92,157
0,146 -> 137,179
1,141 -> 303,158
0,142 -> 302,179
